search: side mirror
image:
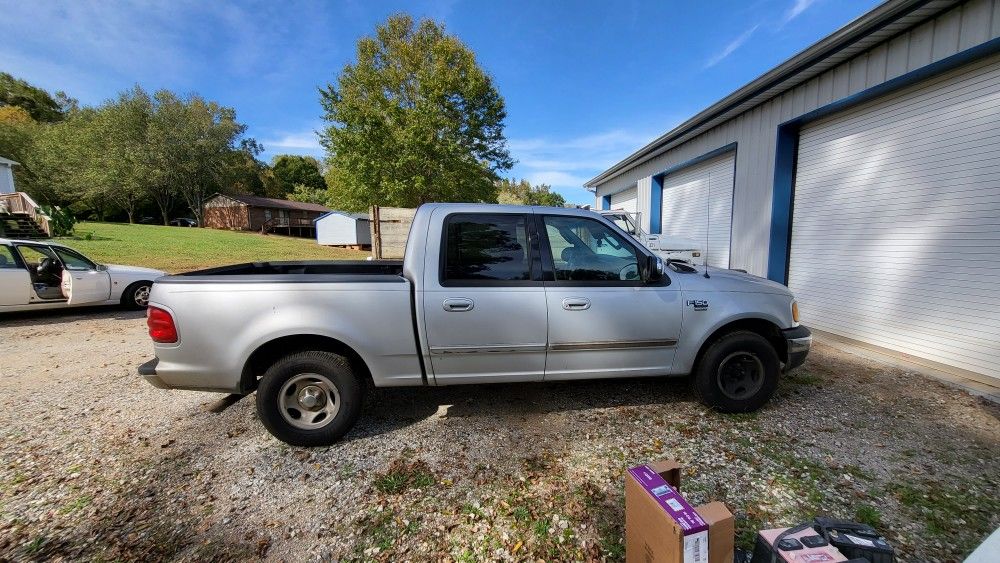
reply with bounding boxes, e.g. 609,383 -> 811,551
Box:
642,255 -> 664,283
96,264 -> 108,272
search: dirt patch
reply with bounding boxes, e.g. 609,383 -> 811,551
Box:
0,310 -> 997,561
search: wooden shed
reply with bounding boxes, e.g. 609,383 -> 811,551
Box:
315,211 -> 371,248
202,193 -> 330,237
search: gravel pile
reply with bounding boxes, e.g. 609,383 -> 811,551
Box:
0,308 -> 997,562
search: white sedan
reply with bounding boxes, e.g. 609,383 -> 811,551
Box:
0,237 -> 166,312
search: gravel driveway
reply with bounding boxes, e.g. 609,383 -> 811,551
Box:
1,309 -> 997,562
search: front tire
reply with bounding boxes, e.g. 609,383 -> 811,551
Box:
693,331 -> 779,413
255,351 -> 363,447
122,282 -> 152,310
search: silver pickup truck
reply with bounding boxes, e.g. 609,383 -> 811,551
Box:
139,204 -> 810,446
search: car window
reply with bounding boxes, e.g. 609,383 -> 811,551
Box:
53,247 -> 96,271
0,245 -> 19,269
443,214 -> 531,282
543,215 -> 640,282
16,244 -> 57,266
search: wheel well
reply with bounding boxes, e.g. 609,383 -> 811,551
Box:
119,280 -> 152,304
240,334 -> 372,394
692,318 -> 787,372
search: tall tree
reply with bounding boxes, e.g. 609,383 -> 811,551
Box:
320,14 -> 512,211
88,88 -> 154,223
270,154 -> 325,198
0,72 -> 65,122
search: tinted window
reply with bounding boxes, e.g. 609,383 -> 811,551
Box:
444,214 -> 530,282
543,216 -> 640,282
0,246 -> 18,269
53,247 -> 96,270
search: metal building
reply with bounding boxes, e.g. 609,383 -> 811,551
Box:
587,0 -> 1000,386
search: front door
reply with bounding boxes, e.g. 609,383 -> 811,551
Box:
53,246 -> 111,305
0,244 -> 30,306
421,211 -> 548,384
539,214 -> 682,380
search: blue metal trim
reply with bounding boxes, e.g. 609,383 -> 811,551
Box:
767,125 -> 799,284
767,36 -> 1000,285
649,176 -> 663,234
601,195 -> 611,210
653,142 -> 737,179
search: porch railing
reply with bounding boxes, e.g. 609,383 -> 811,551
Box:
0,192 -> 52,236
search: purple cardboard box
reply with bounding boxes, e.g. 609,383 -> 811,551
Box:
627,464 -> 710,563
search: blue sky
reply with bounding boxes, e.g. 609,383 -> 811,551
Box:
1,0 -> 881,204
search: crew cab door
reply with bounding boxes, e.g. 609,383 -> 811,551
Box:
421,211 -> 547,384
0,244 -> 30,306
539,214 -> 682,380
56,246 -> 111,305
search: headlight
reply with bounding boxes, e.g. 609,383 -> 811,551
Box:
791,301 -> 800,323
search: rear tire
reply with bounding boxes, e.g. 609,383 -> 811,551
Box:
693,331 -> 779,413
255,351 -> 362,447
122,282 -> 152,310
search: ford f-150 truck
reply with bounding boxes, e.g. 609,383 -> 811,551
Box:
139,204 -> 811,446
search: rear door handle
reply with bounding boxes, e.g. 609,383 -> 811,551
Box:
562,297 -> 591,311
442,298 -> 475,312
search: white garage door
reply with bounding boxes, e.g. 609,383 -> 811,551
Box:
610,187 -> 637,213
789,55 -> 1000,383
661,152 -> 734,267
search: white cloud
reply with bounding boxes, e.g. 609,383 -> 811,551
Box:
704,24 -> 760,68
508,127 -> 668,203
783,0 -> 818,24
262,131 -> 323,152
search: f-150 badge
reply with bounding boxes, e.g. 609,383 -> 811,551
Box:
686,299 -> 709,311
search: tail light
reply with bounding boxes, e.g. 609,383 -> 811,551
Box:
147,306 -> 178,343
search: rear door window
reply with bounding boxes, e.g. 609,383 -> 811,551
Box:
0,245 -> 20,269
442,214 -> 532,283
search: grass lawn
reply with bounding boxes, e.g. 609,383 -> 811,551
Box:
57,222 -> 368,273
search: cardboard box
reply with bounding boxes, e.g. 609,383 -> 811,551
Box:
626,460 -> 734,563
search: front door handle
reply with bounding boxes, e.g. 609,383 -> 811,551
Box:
562,297 -> 591,311
442,298 -> 475,312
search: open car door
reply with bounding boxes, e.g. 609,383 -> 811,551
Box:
61,267 -> 112,305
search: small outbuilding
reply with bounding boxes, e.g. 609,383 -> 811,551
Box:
0,156 -> 19,195
315,211 -> 371,249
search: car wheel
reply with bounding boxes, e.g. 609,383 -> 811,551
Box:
693,330 -> 779,413
122,282 -> 152,310
255,351 -> 363,447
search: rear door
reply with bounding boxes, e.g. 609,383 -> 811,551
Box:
539,214 -> 682,380
54,246 -> 111,305
421,211 -> 548,384
0,244 -> 30,306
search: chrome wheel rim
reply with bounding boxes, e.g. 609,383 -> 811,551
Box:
717,351 -> 765,400
134,285 -> 151,307
278,373 -> 341,430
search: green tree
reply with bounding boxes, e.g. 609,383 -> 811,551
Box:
270,154 -> 325,198
0,72 -> 66,122
287,183 -> 334,207
320,14 -> 512,211
496,178 -> 566,207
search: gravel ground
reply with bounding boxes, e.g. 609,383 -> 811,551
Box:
0,308 -> 997,562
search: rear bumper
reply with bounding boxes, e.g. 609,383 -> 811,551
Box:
782,325 -> 812,372
137,357 -> 239,394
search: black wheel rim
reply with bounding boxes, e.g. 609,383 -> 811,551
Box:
716,352 -> 765,400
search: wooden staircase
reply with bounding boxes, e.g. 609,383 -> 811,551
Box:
0,192 -> 51,239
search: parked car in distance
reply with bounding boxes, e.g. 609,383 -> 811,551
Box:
169,218 -> 197,227
137,217 -> 157,225
139,204 -> 810,446
0,238 -> 166,312
597,210 -> 703,264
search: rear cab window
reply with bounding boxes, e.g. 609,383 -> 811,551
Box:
440,213 -> 539,284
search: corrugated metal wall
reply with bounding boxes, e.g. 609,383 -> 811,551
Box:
594,0 -> 1000,277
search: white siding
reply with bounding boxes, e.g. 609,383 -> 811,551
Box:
789,54 -> 1000,383
0,165 -> 14,194
593,0 -> 1000,276
609,187 -> 637,213
660,153 -> 735,267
